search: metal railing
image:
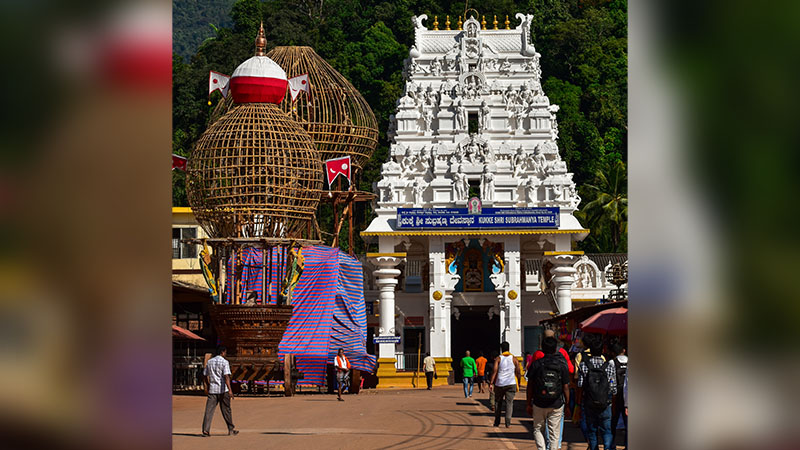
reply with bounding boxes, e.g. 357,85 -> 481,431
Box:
395,352 -> 422,372
173,356 -> 205,391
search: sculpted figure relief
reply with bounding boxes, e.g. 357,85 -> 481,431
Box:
450,140 -> 466,165
401,146 -> 416,173
430,57 -> 442,76
525,177 -> 539,204
465,136 -> 480,164
481,166 -> 495,201
412,179 -> 425,206
499,57 -> 512,75
453,166 -> 468,201
512,146 -> 527,177
422,105 -> 434,131
478,100 -> 491,131
454,99 -> 467,130
483,141 -> 496,164
532,147 -> 547,176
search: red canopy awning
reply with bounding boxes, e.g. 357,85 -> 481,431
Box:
172,324 -> 205,340
579,307 -> 628,335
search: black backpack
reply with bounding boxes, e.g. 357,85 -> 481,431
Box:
613,356 -> 627,391
532,355 -> 564,404
582,352 -> 611,411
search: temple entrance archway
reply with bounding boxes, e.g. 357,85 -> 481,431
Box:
450,305 -> 500,383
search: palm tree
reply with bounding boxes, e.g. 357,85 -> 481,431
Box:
577,160 -> 627,252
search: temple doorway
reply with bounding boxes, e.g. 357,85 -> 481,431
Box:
450,305 -> 500,383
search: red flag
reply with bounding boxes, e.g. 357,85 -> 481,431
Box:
325,156 -> 351,186
172,154 -> 187,171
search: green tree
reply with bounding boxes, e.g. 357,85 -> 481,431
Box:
576,159 -> 627,252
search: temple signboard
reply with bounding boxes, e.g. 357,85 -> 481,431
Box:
397,207 -> 560,229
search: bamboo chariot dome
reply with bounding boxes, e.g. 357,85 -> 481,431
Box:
266,46 -> 379,176
187,24 -> 323,239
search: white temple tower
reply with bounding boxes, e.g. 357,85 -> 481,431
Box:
363,13 -> 593,385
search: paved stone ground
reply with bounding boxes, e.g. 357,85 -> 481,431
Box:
173,386 -> 622,449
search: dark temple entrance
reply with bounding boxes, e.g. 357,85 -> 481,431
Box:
450,305 -> 500,383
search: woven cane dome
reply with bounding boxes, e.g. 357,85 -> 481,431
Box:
266,46 -> 379,174
186,103 -> 323,239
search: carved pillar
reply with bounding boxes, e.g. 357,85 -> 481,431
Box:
548,254 -> 577,314
369,255 -> 404,359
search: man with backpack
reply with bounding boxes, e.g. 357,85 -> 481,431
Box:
609,342 -> 628,450
531,329 -> 574,449
577,334 -> 617,450
526,337 -> 570,450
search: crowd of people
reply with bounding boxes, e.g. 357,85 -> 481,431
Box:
200,333 -> 627,448
457,331 -> 627,450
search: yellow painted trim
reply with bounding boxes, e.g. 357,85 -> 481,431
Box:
172,207 -> 193,214
543,250 -> 585,256
366,252 -> 407,258
361,229 -> 590,237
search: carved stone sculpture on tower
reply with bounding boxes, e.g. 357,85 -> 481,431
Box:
512,146 -> 526,177
481,166 -> 495,201
422,105 -> 434,132
532,146 -> 547,177
478,100 -> 491,131
412,179 -> 425,206
430,57 -> 442,76
454,99 -> 467,130
401,146 -> 415,174
465,136 -> 480,164
499,57 -> 512,75
525,177 -> 539,204
453,166 -> 468,202
483,141 -> 496,164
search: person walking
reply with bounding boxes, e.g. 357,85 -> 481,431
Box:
423,352 -> 436,390
489,341 -> 521,428
531,329 -> 575,449
460,350 -> 477,398
475,351 -> 488,393
527,337 -> 570,450
202,346 -> 238,437
609,343 -> 628,449
577,334 -> 617,450
334,348 -> 351,401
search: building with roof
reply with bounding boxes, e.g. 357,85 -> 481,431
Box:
361,14 -> 626,385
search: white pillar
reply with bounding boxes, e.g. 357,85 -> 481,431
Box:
505,237 -> 522,356
371,255 -> 403,359
549,254 -> 577,314
490,236 -> 522,356
428,237 -> 459,359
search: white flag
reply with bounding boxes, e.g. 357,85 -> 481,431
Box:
288,73 -> 310,102
209,71 -> 231,98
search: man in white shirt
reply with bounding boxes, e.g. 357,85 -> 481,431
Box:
423,352 -> 436,390
202,346 -> 238,437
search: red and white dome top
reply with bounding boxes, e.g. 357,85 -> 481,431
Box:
229,23 -> 288,104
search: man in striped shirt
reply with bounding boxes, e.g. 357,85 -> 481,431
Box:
202,346 -> 238,437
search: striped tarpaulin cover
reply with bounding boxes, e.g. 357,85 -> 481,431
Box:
327,251 -> 377,374
269,246 -> 376,386
223,246 -> 376,385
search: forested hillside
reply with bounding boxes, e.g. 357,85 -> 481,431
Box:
172,0 -> 627,253
173,0 -> 236,59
